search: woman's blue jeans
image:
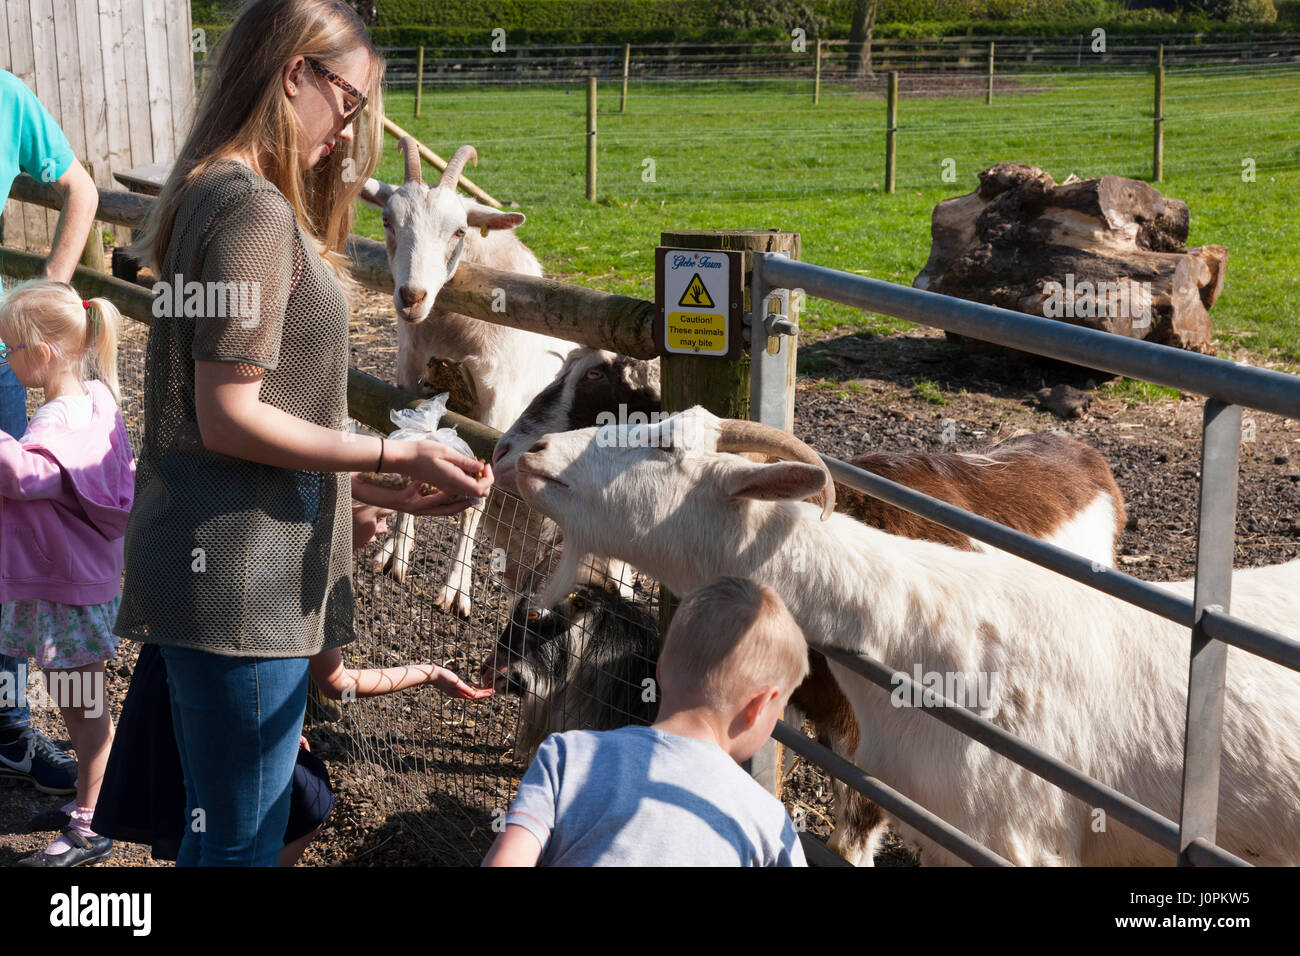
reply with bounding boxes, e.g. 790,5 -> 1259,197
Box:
160,645 -> 309,867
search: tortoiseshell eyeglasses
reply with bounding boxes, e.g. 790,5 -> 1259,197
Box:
306,58 -> 367,125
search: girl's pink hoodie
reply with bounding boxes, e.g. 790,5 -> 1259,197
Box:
0,379 -> 135,605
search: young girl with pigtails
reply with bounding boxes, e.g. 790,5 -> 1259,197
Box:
0,280 -> 135,866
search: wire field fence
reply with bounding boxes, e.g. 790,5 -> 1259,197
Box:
355,35 -> 1300,88
299,38 -> 1300,204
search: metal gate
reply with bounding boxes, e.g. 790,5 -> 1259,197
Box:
750,252 -> 1300,867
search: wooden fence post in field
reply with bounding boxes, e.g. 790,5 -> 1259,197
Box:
587,77 -> 598,202
621,43 -> 630,112
814,38 -> 823,104
885,70 -> 898,194
656,227 -> 801,798
414,46 -> 425,118
1153,43 -> 1165,183
987,41 -> 995,105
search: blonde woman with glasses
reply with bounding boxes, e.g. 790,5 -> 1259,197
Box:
113,0 -> 493,866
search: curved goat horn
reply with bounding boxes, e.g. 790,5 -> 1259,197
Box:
439,145 -> 479,191
399,136 -> 422,185
716,419 -> 835,520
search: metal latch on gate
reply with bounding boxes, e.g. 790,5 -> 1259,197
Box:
743,288 -> 799,353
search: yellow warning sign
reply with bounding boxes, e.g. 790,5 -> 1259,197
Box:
677,273 -> 715,309
666,311 -> 727,354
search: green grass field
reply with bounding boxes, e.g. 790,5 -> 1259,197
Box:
358,64 -> 1300,366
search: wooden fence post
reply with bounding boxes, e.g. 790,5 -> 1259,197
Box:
80,227 -> 106,273
414,46 -> 425,118
587,76 -> 598,202
77,161 -> 106,272
814,38 -> 822,105
987,41 -> 995,105
620,43 -> 630,113
656,228 -> 802,799
1153,43 -> 1165,183
885,71 -> 898,194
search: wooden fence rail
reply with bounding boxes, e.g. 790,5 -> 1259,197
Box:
0,245 -> 502,460
8,174 -> 657,360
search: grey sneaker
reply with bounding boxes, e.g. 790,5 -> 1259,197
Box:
0,728 -> 78,794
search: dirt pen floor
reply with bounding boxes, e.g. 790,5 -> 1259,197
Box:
2,282 -> 1298,867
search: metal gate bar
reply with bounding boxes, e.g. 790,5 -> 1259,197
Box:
821,455 -> 1300,671
759,256 -> 1300,418
772,720 -> 1012,866
814,644 -> 1247,866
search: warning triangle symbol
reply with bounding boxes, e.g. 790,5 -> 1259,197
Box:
678,273 -> 715,309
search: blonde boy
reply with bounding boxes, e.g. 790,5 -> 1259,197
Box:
483,577 -> 809,867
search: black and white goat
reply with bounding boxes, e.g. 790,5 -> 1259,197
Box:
479,570 -> 659,753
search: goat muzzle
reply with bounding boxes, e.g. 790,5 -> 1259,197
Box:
716,419 -> 835,519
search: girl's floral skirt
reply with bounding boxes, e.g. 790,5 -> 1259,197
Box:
0,596 -> 120,669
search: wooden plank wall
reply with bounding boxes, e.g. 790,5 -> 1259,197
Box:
0,0 -> 194,252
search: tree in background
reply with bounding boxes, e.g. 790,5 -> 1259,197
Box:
848,0 -> 879,77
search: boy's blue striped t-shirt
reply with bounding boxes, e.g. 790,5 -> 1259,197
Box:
506,725 -> 807,867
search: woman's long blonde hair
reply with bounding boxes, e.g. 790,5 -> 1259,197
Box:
133,0 -> 385,272
0,280 -> 123,403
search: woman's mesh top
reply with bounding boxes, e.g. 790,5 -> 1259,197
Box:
114,159 -> 355,658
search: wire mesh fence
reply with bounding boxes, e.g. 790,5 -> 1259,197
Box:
335,445 -> 664,865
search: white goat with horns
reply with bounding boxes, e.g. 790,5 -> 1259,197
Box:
515,408 -> 1300,866
360,138 -> 579,615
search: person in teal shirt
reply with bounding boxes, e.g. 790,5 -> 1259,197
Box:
0,67 -> 99,798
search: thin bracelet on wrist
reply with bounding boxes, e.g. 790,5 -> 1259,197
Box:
376,436 -> 385,472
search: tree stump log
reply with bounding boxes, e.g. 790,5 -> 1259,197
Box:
914,162 -> 1227,353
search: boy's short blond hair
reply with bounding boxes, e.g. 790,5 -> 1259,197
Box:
660,577 -> 809,708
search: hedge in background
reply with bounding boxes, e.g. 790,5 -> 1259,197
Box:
191,0 -> 1293,46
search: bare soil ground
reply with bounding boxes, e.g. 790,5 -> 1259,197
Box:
3,286 -> 1298,868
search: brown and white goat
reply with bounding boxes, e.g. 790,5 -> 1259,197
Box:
515,409 -> 1300,866
492,348 -> 1126,863
798,429 -> 1125,864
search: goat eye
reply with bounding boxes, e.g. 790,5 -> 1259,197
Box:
382,216 -> 392,229
454,227 -> 466,239
526,610 -> 539,621
583,369 -> 603,382
570,597 -> 587,609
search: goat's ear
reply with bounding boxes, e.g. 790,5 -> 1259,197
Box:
720,459 -> 828,505
464,200 -> 526,231
359,178 -> 394,209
